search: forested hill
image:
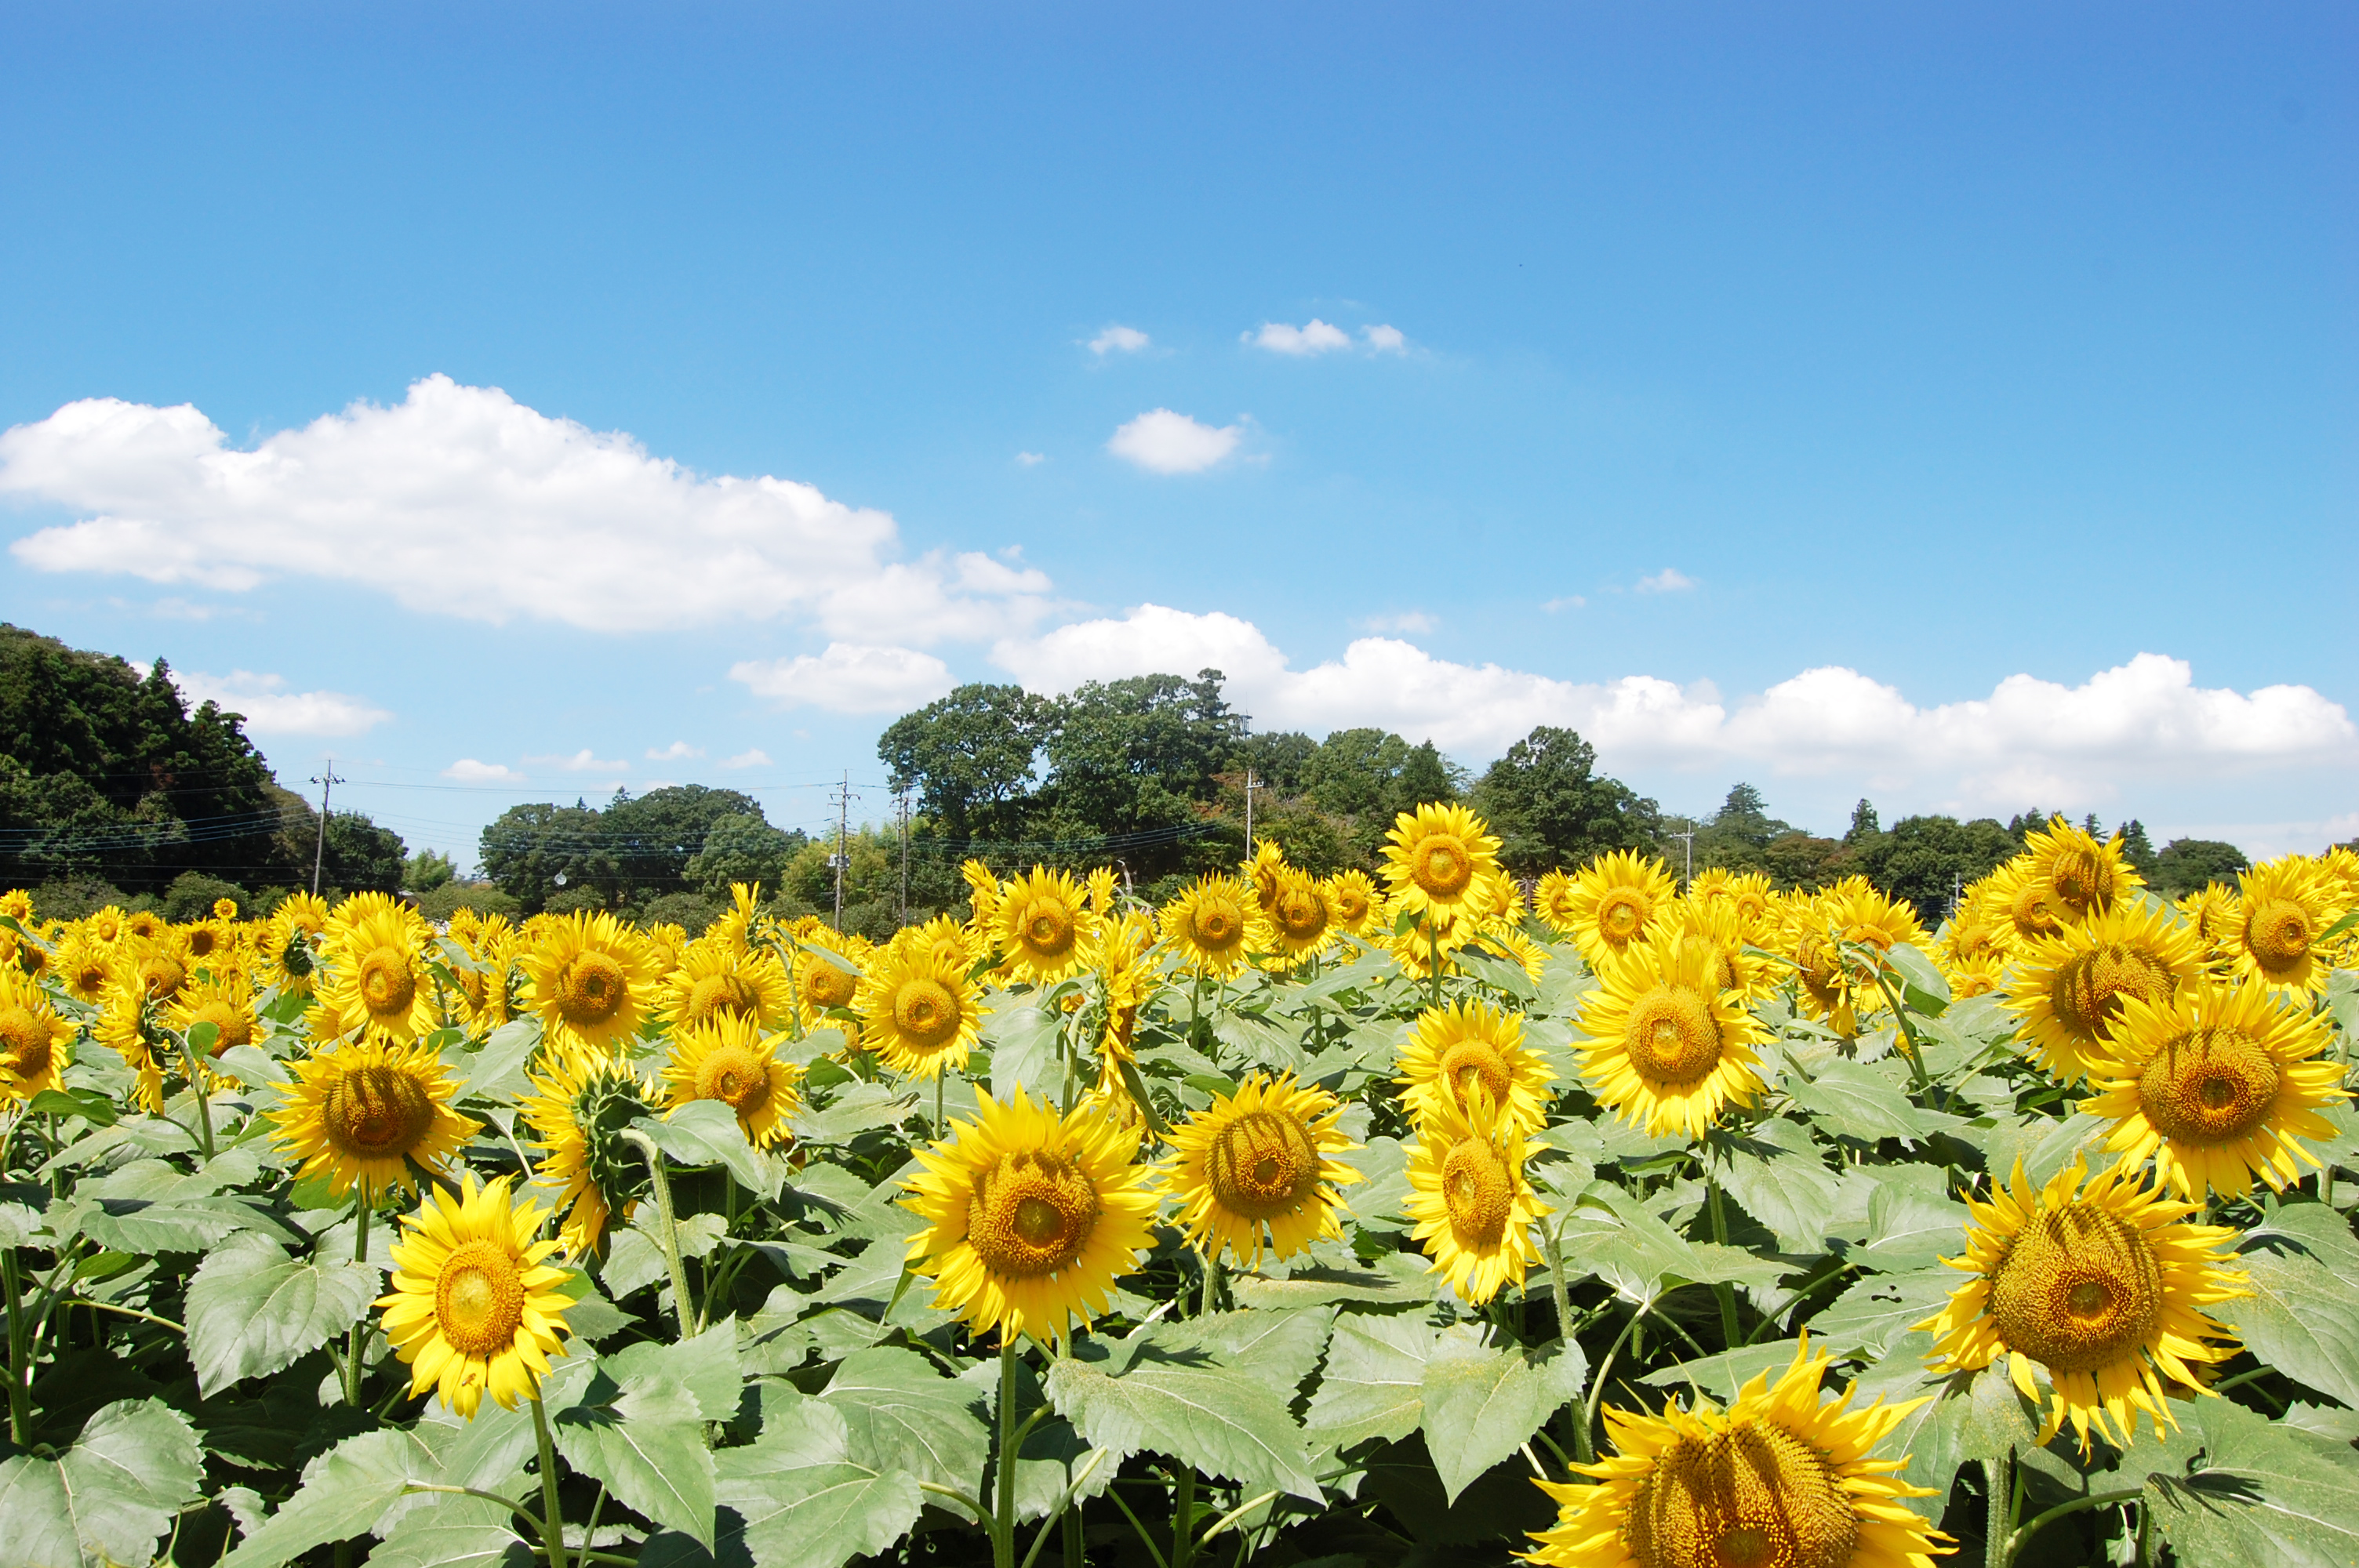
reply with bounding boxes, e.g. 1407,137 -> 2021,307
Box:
0,623 -> 403,913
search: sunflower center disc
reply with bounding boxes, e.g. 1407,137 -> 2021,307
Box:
1194,902 -> 1241,949
888,978 -> 955,1048
1598,889 -> 1647,943
1277,892 -> 1326,940
556,952 -> 627,1027
688,973 -> 758,1024
1627,985 -> 1723,1086
72,960 -> 108,993
1413,837 -> 1474,900
2049,848 -> 2108,914
806,963 -> 856,1009
970,1151 -> 1100,1279
1988,1199 -> 2165,1374
695,1044 -> 770,1114
0,1008 -> 53,1078
323,1062 -> 438,1158
2243,898 -> 2312,972
1627,1421 -> 1859,1568
2139,1025 -> 2280,1145
1335,887 -> 1369,925
1438,1040 -> 1511,1116
1208,1109 -> 1321,1219
187,927 -> 220,959
2049,944 -> 2174,1043
140,955 -> 187,1001
1794,938 -> 1844,1007
1021,904 -> 1076,959
435,1239 -> 526,1358
1441,1135 -> 1514,1248
2010,885 -> 2062,941
357,945 -> 415,1018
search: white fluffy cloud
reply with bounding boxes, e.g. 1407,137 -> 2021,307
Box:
527,749 -> 630,774
646,740 -> 703,760
1105,409 -> 1241,474
1363,325 -> 1407,352
1088,325 -> 1151,355
1635,568 -> 1696,593
444,759 -> 528,785
1357,610 -> 1438,634
720,748 -> 772,770
1,376 -> 1053,643
731,642 -> 955,713
993,605 -> 2357,812
1245,319 -> 1353,355
168,669 -> 391,737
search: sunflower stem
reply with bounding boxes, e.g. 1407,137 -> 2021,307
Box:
1536,1214 -> 1581,1461
343,1199 -> 372,1406
529,1381 -> 570,1568
1703,1171 -> 1741,1350
994,1338 -> 1020,1568
180,1034 -> 216,1161
1997,1486 -> 2142,1567
1424,911 -> 1441,1016
2,1250 -> 31,1446
620,1129 -> 700,1339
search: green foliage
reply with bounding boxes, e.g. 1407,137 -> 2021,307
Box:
481,786 -> 803,913
1472,725 -> 1663,877
2156,835 -> 2252,897
403,848 -> 458,892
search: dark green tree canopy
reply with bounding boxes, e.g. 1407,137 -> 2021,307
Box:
878,683 -> 1054,841
2154,837 -> 2250,898
1470,725 -> 1663,877
478,786 -> 801,914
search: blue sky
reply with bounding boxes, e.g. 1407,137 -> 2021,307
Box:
2,4 -> 2353,866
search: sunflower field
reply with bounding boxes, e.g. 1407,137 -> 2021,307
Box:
2,809 -> 2357,1568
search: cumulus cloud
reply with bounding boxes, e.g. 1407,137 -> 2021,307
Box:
994,606 -> 2357,811
169,669 -> 391,737
1087,325 -> 1151,355
1635,568 -> 1696,593
646,740 -> 703,761
528,749 -> 629,774
1105,409 -> 1242,475
1245,319 -> 1354,355
720,748 -> 772,770
1,376 -> 1054,643
730,642 -> 955,714
444,759 -> 528,785
1358,611 -> 1438,634
1364,325 -> 1407,352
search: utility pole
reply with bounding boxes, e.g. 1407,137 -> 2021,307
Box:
1242,770 -> 1259,858
1665,826 -> 1696,891
829,771 -> 859,931
896,789 -> 911,927
309,761 -> 343,898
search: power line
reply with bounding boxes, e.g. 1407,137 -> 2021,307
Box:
310,763 -> 343,898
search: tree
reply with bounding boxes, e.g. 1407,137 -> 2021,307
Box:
1471,726 -> 1663,877
479,800 -> 620,913
404,850 -> 457,893
2114,820 -> 2160,884
2154,838 -> 2248,898
602,786 -> 764,898
1034,671 -> 1244,878
878,684 -> 1053,843
683,812 -> 805,898
1851,815 -> 2017,922
322,812 -> 405,897
1845,800 -> 1881,845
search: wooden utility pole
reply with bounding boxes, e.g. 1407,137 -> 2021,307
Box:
896,789 -> 911,927
309,761 -> 343,897
829,771 -> 858,930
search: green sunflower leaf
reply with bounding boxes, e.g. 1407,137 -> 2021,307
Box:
0,1398 -> 202,1568
184,1231 -> 382,1396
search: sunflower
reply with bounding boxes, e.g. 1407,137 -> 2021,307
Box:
519,909 -> 661,1051
1396,998 -> 1556,1136
166,970 -> 260,1063
2230,855 -> 2343,996
1263,868 -> 1337,971
93,989 -> 167,1113
900,1085 -> 1162,1348
521,1047 -> 656,1256
856,941 -> 984,1080
2002,900 -> 2205,1085
960,859 -> 1003,951
180,917 -> 233,972
1166,1072 -> 1359,1268
260,891 -> 329,997
2021,818 -> 2143,920
1940,952 -> 2006,1001
1385,895 -> 1483,982
445,913 -> 520,1033
1488,924 -> 1553,983
82,905 -> 129,947
377,1172 -> 573,1419
996,866 -> 1101,986
2081,983 -> 2348,1200
1382,802 -> 1503,916
1525,1335 -> 1948,1568
791,926 -> 870,1028
1675,897 -> 1773,1001
118,938 -> 190,1007
0,888 -> 30,922
1095,909 -> 1159,1065
700,881 -> 768,959
1325,869 -> 1381,937
1532,870 -> 1579,938
1577,930 -> 1767,1140
662,1011 -> 802,1147
1244,840 -> 1288,913
1564,851 -> 1678,971
1161,873 -> 1269,978
1918,1156 -> 2245,1450
0,967 -> 73,1105
1976,859 -> 2066,949
1939,900 -> 2009,967
53,931 -> 114,1005
1403,1091 -> 1547,1305
125,909 -> 164,942
663,937 -> 792,1033
319,894 -> 437,1043
2175,884 -> 2242,971
272,1038 -> 481,1200
1786,907 -> 1859,1037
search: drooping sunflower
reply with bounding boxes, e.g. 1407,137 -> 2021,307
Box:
996,866 -> 1102,986
2175,884 -> 2242,972
2081,983 -> 2349,1200
1085,865 -> 1118,917
1403,1092 -> 1547,1306
1096,909 -> 1159,1065
661,1011 -> 802,1147
445,913 -> 519,1033
377,1172 -> 573,1419
900,1085 -> 1162,1348
260,891 -> 329,997
1563,850 -> 1677,971
272,1038 -> 481,1200
520,1047 -> 658,1256
1396,998 -> 1556,1136
0,967 -> 73,1104
1324,869 -> 1381,938
1380,802 -> 1503,916
663,937 -> 792,1034
1161,873 -> 1270,978
318,894 -> 438,1044
1244,840 -> 1289,913
1577,929 -> 1768,1140
93,988 -> 167,1112
1263,868 -> 1337,971
1532,869 -> 1579,938
1918,1156 -> 2246,1451
2002,900 -> 2206,1085
789,922 -> 870,1027
1525,1335 -> 1948,1568
2230,855 -> 2343,996
1166,1072 -> 1360,1269
960,859 -> 1003,953
1675,896 -> 1773,1001
856,941 -> 984,1080
519,909 -> 662,1051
